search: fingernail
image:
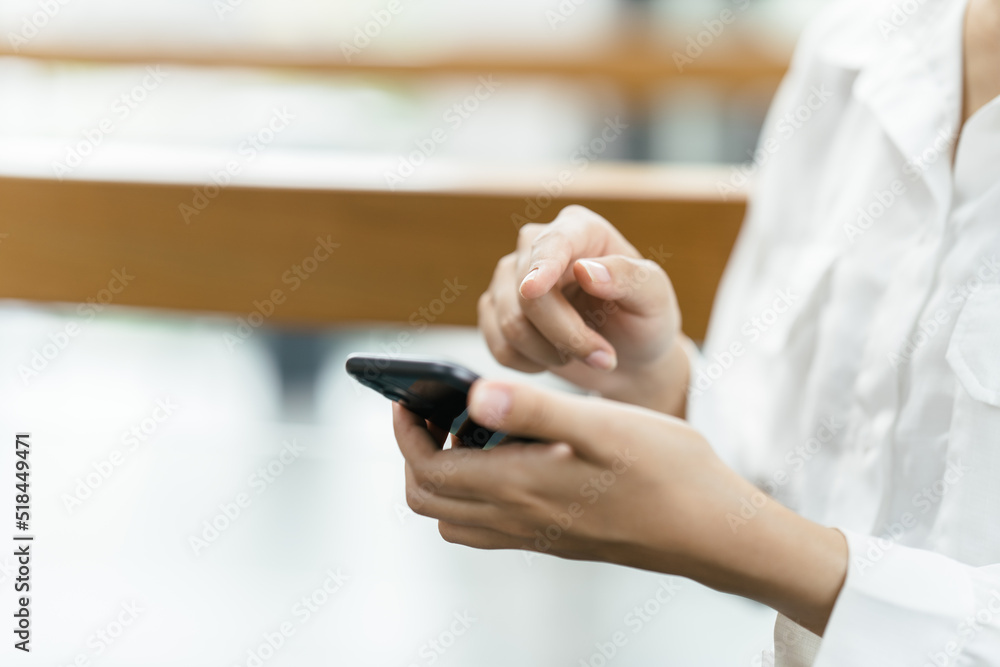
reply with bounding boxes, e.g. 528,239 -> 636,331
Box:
578,259 -> 611,284
472,384 -> 513,429
585,350 -> 617,371
519,267 -> 540,297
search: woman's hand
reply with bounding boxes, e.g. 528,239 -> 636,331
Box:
478,205 -> 689,417
394,379 -> 848,636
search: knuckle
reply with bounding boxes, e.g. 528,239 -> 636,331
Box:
477,292 -> 492,320
634,257 -> 664,280
405,484 -> 429,514
517,223 -> 544,243
622,258 -> 664,289
552,341 -> 577,365
486,337 -> 530,371
557,204 -> 607,229
499,518 -> 535,540
498,252 -> 517,270
405,491 -> 425,514
438,521 -> 463,544
557,204 -> 589,220
522,397 -> 554,434
491,341 -> 520,367
498,312 -> 533,346
550,327 -> 590,356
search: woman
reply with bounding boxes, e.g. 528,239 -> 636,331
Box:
393,0 -> 1000,662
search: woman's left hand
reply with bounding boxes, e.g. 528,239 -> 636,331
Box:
392,379 -> 848,636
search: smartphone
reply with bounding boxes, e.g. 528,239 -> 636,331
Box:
345,354 -> 507,449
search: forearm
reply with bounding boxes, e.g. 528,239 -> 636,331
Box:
603,465 -> 848,636
675,470 -> 848,636
710,493 -> 848,635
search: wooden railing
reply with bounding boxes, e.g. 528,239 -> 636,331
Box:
0,32 -> 789,93
0,164 -> 745,340
0,22 -> 780,338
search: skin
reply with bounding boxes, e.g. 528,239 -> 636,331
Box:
964,0 -> 1000,125
394,1 -> 1000,640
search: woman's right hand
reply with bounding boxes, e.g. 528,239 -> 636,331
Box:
477,205 -> 691,417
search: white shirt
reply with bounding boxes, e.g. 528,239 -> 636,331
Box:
687,0 -> 1000,664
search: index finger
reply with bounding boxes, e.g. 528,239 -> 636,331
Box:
518,206 -> 623,300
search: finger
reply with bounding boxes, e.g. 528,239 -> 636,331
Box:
519,289 -> 618,371
393,402 -> 443,462
515,222 -> 546,253
467,380 -> 626,462
408,489 -> 495,527
491,276 -> 569,369
405,462 -> 490,509
395,418 -> 506,500
572,255 -> 674,316
427,421 -> 450,447
438,521 -> 533,551
519,206 -> 627,299
478,292 -> 548,373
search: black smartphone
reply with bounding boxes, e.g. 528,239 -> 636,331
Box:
345,354 -> 506,449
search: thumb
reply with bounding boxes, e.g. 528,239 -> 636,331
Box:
572,255 -> 674,316
468,380 -> 621,462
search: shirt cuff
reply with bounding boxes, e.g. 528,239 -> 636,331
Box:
815,528 -> 978,666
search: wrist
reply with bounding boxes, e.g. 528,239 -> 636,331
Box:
602,337 -> 691,418
695,478 -> 848,635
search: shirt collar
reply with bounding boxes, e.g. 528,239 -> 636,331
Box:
826,0 -> 968,211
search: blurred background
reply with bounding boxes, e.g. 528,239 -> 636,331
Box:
0,1 -> 829,664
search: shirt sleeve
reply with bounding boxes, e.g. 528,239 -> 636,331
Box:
815,528 -> 1000,666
